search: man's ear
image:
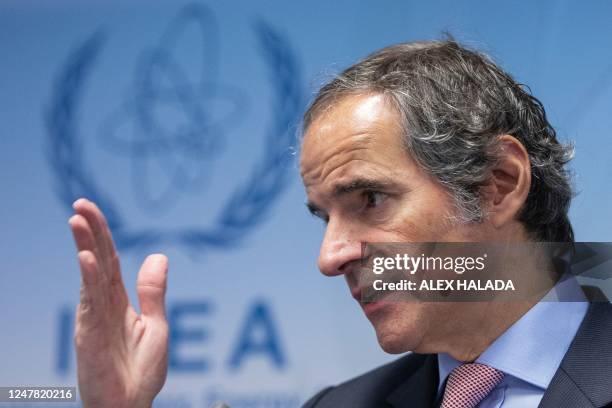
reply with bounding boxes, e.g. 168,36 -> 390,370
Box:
480,135 -> 531,228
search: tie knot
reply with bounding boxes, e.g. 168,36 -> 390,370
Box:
441,363 -> 504,408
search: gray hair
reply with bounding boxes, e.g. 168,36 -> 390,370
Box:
304,39 -> 575,242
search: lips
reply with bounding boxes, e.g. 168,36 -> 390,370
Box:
351,287 -> 362,302
350,284 -> 384,303
362,299 -> 389,316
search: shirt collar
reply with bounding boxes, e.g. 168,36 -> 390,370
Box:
438,276 -> 588,392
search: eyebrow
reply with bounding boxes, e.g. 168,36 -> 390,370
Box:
306,176 -> 397,217
331,177 -> 394,197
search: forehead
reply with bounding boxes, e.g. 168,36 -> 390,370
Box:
300,93 -> 405,185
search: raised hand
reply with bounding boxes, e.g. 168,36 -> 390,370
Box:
68,198 -> 169,408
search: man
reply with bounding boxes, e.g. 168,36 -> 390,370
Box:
69,40 -> 612,408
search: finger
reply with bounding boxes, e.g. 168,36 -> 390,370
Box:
68,214 -> 97,255
72,199 -> 121,284
70,209 -> 128,310
72,198 -> 113,264
137,254 -> 168,319
76,250 -> 107,328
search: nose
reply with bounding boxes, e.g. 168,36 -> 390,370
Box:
318,217 -> 362,277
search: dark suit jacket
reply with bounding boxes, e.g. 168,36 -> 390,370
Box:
302,302 -> 612,408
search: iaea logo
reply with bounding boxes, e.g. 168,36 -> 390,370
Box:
46,4 -> 304,254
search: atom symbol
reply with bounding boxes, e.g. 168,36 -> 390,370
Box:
47,3 -> 304,253
100,4 -> 248,214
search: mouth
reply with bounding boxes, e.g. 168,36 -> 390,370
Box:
351,287 -> 362,302
351,286 -> 390,317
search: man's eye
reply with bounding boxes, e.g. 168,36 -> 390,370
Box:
364,191 -> 388,209
309,208 -> 329,224
316,212 -> 329,224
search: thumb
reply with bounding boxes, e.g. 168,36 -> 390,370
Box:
137,254 -> 168,319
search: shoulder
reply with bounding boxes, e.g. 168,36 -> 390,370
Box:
541,302 -> 612,407
561,301 -> 612,367
302,353 -> 431,408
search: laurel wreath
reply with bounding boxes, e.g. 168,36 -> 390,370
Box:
46,11 -> 303,254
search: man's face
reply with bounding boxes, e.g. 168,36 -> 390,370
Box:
300,93 -> 492,354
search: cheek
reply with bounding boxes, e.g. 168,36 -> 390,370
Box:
388,209 -> 455,242
390,188 -> 458,241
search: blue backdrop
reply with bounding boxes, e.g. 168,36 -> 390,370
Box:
1,1 -> 611,407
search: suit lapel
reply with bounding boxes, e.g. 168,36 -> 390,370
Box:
539,302 -> 612,408
379,302 -> 611,408
386,354 -> 439,408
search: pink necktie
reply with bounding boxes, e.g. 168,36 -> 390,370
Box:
441,363 -> 504,408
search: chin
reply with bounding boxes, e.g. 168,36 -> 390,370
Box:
369,304 -> 424,354
377,333 -> 412,354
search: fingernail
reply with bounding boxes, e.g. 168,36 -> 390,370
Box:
72,198 -> 86,209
